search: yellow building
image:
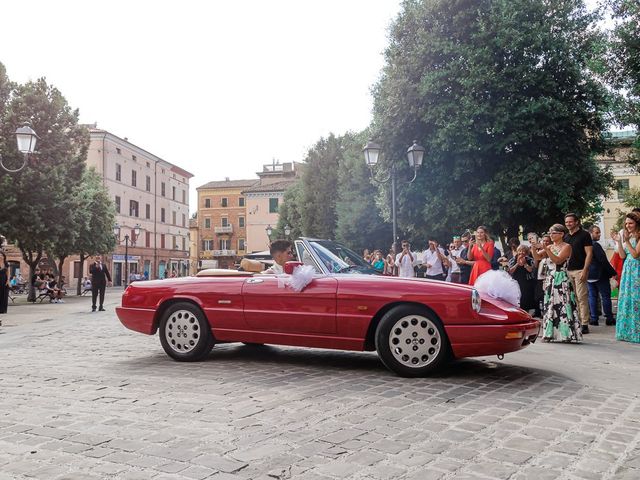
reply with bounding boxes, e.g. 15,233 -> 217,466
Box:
196,179 -> 257,269
597,130 -> 639,252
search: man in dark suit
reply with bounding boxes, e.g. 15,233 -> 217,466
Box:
587,226 -> 617,326
89,255 -> 112,312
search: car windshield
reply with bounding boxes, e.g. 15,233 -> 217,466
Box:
309,240 -> 380,274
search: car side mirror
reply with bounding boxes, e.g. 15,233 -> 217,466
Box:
284,261 -> 303,275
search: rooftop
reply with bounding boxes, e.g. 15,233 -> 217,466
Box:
87,126 -> 194,178
197,179 -> 259,190
243,179 -> 298,193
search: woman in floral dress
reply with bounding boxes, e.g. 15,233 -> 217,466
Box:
538,224 -> 582,342
614,212 -> 640,343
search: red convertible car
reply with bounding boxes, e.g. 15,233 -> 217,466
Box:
116,238 -> 540,377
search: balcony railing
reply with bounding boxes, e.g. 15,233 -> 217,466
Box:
214,225 -> 233,234
212,249 -> 236,256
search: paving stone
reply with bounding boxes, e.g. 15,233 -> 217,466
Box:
314,461 -> 362,478
192,454 -> 248,473
484,448 -> 532,465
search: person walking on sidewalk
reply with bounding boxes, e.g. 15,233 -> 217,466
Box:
89,255 -> 112,312
564,213 -> 593,334
587,225 -> 617,326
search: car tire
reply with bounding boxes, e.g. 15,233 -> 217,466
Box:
159,302 -> 214,362
375,305 -> 450,377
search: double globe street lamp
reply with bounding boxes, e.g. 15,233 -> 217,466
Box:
0,125 -> 39,173
113,223 -> 141,287
363,140 -> 425,248
265,224 -> 291,243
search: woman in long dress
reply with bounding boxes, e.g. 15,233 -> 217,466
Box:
508,245 -> 537,312
614,212 -> 640,343
538,224 -> 582,342
467,226 -> 495,285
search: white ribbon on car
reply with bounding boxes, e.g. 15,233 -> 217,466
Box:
276,264 -> 316,292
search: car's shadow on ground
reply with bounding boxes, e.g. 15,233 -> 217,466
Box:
120,342 -> 571,385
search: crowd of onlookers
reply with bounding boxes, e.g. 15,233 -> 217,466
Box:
362,208 -> 640,345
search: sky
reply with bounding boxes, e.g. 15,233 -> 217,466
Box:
0,0 -> 402,214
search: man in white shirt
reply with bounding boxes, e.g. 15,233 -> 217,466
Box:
395,240 -> 418,278
422,238 -> 449,281
447,236 -> 463,283
262,240 -> 294,274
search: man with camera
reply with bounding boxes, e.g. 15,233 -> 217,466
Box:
395,240 -> 419,278
448,236 -> 464,283
89,255 -> 112,312
421,238 -> 450,281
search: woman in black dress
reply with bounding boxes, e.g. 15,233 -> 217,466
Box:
508,245 -> 537,312
0,255 -> 9,316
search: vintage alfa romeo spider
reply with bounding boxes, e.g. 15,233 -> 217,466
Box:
116,238 -> 540,377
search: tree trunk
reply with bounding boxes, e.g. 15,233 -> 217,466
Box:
22,248 -> 43,302
76,253 -> 86,296
57,255 -> 67,288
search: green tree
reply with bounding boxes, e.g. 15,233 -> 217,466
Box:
0,77 -> 88,300
372,0 -> 614,244
72,168 -> 117,295
608,0 -> 640,172
300,133 -> 343,238
275,181 -> 304,240
335,131 -> 392,252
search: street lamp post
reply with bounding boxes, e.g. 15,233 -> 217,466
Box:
0,125 -> 39,173
363,140 -> 425,248
113,223 -> 141,287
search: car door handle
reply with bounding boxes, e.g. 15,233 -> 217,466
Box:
246,278 -> 264,284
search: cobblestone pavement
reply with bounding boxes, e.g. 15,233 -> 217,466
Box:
1,293 -> 639,480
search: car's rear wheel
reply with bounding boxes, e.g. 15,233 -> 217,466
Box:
375,305 -> 449,377
159,302 -> 214,361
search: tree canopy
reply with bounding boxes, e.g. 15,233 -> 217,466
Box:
371,0 -> 615,242
0,66 -> 89,297
608,0 -> 640,172
275,131 -> 391,252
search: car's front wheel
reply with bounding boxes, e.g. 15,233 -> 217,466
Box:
159,302 -> 214,361
375,305 -> 449,377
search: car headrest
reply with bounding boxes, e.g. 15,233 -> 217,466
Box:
240,258 -> 264,273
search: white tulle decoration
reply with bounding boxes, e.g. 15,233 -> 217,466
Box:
284,264 -> 316,292
474,269 -> 522,306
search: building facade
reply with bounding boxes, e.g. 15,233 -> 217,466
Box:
2,128 -> 193,286
196,179 -> 256,269
85,128 -> 193,284
596,130 -> 639,253
244,161 -> 301,253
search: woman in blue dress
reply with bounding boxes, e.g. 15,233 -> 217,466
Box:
614,212 -> 640,343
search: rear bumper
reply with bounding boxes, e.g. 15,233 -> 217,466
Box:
116,307 -> 157,335
446,320 -> 540,359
